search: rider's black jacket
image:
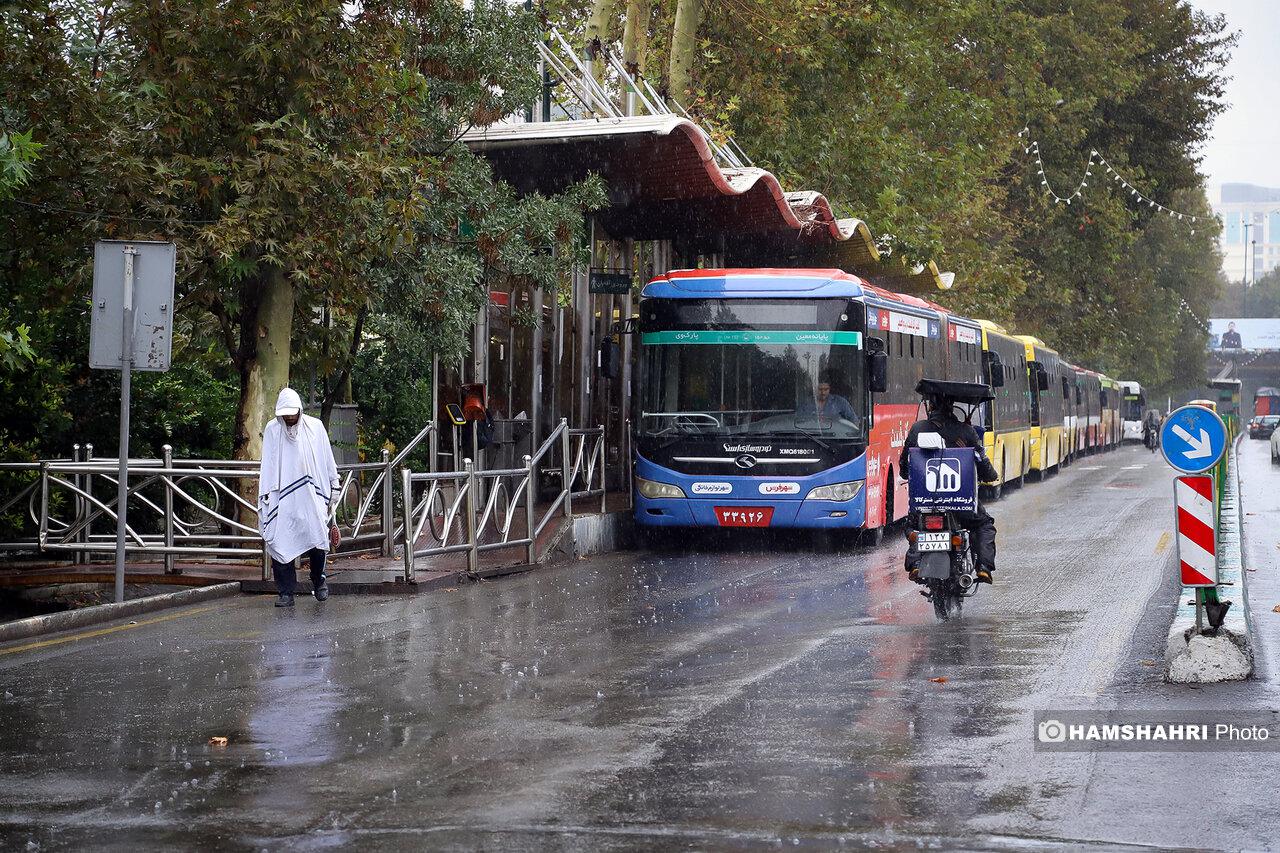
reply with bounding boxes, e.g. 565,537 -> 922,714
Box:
899,412 -> 999,483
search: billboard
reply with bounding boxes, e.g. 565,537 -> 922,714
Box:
1208,318 -> 1280,351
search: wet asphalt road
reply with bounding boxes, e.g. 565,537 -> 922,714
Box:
2,442 -> 1279,851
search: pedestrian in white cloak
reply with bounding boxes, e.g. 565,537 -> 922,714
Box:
258,388 -> 341,607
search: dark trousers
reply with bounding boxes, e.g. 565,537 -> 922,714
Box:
272,548 -> 326,595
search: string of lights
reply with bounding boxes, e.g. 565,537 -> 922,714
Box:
1016,128 -> 1204,233
1175,294 -> 1212,335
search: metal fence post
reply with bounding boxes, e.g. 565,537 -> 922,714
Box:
72,444 -> 84,564
83,443 -> 93,563
401,467 -> 415,583
381,448 -> 393,556
162,444 -> 176,574
464,459 -> 479,575
598,425 -> 607,514
560,419 -> 573,521
38,461 -> 49,550
524,454 -> 536,565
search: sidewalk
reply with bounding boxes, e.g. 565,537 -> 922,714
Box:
1238,436 -> 1280,682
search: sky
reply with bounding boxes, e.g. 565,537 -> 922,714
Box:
1189,0 -> 1280,192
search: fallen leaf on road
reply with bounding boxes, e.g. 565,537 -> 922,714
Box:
929,677 -> 948,684
208,736 -> 228,747
358,553 -> 376,560
1273,604 -> 1280,613
1140,659 -> 1156,667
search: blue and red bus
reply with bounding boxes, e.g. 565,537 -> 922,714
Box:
632,268 -> 985,540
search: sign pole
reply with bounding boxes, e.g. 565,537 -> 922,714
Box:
112,245 -> 137,604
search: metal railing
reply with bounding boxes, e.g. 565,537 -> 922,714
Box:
0,422 -> 441,568
401,419 -> 606,581
3,416 -> 616,581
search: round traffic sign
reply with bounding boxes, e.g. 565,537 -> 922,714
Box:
1160,404 -> 1228,473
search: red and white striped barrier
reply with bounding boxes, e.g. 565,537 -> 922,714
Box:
1175,475 -> 1217,587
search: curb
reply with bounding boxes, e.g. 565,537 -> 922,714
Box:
0,582 -> 240,645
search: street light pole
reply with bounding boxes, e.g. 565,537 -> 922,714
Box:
1242,222 -> 1254,316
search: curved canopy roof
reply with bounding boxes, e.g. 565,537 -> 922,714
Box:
462,117 -> 892,274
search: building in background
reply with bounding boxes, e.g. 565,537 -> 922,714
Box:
1212,182 -> 1280,283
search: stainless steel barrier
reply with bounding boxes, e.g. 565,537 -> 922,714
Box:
1,423 -> 439,566
2,416 -> 619,580
401,419 -> 606,581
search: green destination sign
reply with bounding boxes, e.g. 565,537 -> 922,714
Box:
640,330 -> 863,346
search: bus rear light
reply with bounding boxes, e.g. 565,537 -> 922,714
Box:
923,514 -> 945,531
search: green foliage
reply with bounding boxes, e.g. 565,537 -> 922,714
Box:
552,0 -> 1231,396
2,0 -> 603,462
1215,267 -> 1280,319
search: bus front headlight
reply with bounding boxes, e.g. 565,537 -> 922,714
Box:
806,481 -> 863,502
637,477 -> 686,499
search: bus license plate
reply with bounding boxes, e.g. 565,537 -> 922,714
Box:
714,507 -> 774,527
917,532 -> 951,552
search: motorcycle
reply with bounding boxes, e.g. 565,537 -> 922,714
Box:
904,380 -> 993,620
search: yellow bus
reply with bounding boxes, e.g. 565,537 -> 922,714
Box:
1017,335 -> 1068,477
977,320 -> 1031,498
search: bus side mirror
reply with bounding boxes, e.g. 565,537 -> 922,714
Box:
868,351 -> 888,393
984,351 -> 1005,388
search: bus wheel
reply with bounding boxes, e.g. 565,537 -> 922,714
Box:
860,525 -> 884,546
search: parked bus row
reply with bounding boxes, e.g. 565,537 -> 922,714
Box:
632,268 -> 1131,539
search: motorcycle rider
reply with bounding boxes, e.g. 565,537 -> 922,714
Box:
899,383 -> 1000,584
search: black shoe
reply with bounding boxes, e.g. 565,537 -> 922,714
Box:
275,593 -> 295,607
313,581 -> 329,602
975,567 -> 994,585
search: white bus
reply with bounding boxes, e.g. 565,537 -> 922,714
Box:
1119,380 -> 1146,441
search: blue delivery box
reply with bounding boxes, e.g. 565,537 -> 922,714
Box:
907,447 -> 979,513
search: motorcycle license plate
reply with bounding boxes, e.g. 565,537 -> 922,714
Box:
917,531 -> 951,552
714,507 -> 774,527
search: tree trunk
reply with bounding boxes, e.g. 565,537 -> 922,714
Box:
585,0 -> 616,84
668,0 -> 702,107
230,266 -> 293,530
622,0 -> 651,74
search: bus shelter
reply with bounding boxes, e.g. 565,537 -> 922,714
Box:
456,115 -> 954,494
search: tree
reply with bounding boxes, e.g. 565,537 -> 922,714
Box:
2,0 -> 603,470
550,0 -> 1231,395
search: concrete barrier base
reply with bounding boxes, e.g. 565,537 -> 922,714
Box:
1165,626 -> 1253,683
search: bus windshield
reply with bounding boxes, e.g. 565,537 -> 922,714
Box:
640,299 -> 865,440
1123,396 -> 1144,421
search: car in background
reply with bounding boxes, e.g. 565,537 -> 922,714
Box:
1248,416 -> 1264,439
1256,415 -> 1280,440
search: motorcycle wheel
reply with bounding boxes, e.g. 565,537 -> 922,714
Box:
929,578 -> 963,620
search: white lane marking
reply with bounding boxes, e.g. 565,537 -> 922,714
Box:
1080,465 -> 1103,470
1122,465 -> 1146,470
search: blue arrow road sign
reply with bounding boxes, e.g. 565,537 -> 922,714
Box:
1160,404 -> 1228,473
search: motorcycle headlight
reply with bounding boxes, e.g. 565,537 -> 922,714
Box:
806,481 -> 863,502
636,477 -> 686,500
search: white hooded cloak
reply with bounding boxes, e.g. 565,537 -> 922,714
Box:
258,388 -> 340,563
